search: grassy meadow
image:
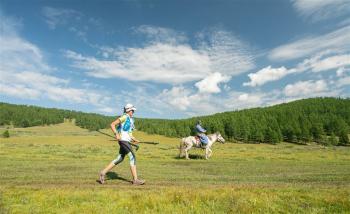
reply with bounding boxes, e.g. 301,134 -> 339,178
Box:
0,122 -> 350,213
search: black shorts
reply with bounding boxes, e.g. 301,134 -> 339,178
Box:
112,141 -> 136,165
118,140 -> 133,155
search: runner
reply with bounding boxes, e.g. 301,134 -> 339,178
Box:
99,104 -> 145,185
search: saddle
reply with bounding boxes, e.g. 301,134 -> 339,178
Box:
195,136 -> 207,148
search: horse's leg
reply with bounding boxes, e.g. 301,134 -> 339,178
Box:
205,147 -> 209,160
208,148 -> 213,157
185,144 -> 192,160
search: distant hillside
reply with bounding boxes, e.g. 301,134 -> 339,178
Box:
137,97 -> 350,145
1,97 -> 349,145
0,103 -> 115,131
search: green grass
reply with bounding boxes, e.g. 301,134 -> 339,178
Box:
0,122 -> 350,213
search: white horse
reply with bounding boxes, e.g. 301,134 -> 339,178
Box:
179,132 -> 225,160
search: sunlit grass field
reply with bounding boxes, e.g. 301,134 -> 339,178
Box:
1,122 -> 350,213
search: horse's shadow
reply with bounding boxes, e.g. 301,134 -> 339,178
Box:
175,154 -> 205,160
189,154 -> 205,159
96,172 -> 130,184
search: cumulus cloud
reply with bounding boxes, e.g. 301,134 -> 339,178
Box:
269,25 -> 350,61
195,72 -> 231,93
74,27 -> 256,116
132,75 -> 345,117
158,86 -> 224,116
159,86 -> 192,111
336,67 -> 347,77
246,52 -> 350,87
237,93 -> 264,105
220,90 -> 283,112
243,66 -> 292,87
284,80 -> 328,97
291,0 -> 350,22
66,27 -> 256,116
156,85 -> 281,116
121,22 -> 349,116
260,25 -> 350,87
65,28 -> 255,84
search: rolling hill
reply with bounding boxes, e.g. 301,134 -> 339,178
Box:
1,97 -> 349,145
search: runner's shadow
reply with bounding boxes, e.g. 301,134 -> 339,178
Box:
106,172 -> 130,183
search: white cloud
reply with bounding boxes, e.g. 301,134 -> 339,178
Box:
133,76 -> 345,117
195,72 -> 231,93
41,7 -> 95,43
133,25 -> 187,44
339,18 -> 350,27
159,86 -> 192,111
156,85 -> 226,116
70,28 -> 256,116
69,26 -> 87,41
336,67 -> 347,77
337,76 -> 350,87
65,44 -> 211,84
225,90 -> 292,110
291,0 -> 350,22
238,93 -> 263,104
243,53 -> 350,87
0,83 -> 41,99
97,107 -> 115,114
157,85 -> 280,116
42,6 -> 82,29
309,54 -> 350,72
197,29 -> 255,76
284,80 -> 328,97
269,25 -> 350,61
243,66 -> 292,87
65,28 -> 255,84
281,51 -> 350,74
0,12 -> 111,108
0,23 -> 51,73
262,26 -> 350,89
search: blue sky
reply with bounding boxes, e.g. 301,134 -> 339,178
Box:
0,0 -> 349,119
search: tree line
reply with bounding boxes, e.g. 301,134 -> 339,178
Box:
0,103 -> 114,131
1,97 -> 349,145
137,98 -> 350,145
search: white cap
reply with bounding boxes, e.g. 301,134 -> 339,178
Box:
124,103 -> 136,112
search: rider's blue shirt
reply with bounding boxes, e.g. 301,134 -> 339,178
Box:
196,124 -> 208,144
196,124 -> 206,133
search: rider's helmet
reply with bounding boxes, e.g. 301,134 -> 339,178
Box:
124,103 -> 136,113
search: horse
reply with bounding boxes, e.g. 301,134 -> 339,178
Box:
179,132 -> 225,160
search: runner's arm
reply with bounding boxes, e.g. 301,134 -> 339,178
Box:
110,119 -> 121,140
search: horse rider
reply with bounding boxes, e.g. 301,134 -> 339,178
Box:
195,120 -> 209,147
